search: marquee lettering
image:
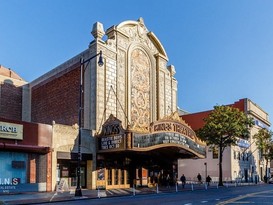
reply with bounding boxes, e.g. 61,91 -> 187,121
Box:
152,122 -> 195,139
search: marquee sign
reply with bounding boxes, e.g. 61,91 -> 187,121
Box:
0,121 -> 23,140
97,114 -> 126,152
151,121 -> 196,140
96,112 -> 206,158
133,132 -> 206,156
98,135 -> 125,151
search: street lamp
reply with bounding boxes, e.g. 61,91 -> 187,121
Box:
204,162 -> 207,178
75,50 -> 103,197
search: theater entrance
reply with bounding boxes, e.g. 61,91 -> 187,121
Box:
96,150 -> 179,189
95,113 -> 206,190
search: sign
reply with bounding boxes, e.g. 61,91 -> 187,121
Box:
0,177 -> 20,193
0,121 -> 23,140
97,114 -> 126,152
237,138 -> 250,148
133,132 -> 206,156
98,135 -> 125,151
151,121 -> 196,140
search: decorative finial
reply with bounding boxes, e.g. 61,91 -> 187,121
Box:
91,22 -> 105,40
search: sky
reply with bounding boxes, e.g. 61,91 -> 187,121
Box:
1,0 -> 272,127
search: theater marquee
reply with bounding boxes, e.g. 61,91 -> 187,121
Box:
97,114 -> 126,152
96,112 -> 206,158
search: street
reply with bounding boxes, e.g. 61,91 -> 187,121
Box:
36,184 -> 273,205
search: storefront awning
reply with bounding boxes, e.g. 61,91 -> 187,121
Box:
0,143 -> 51,154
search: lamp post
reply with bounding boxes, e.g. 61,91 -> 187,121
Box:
204,162 -> 207,178
75,50 -> 103,197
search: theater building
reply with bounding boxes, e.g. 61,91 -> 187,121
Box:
179,98 -> 271,183
20,18 -> 205,190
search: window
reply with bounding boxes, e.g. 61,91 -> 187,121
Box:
212,148 -> 218,159
233,151 -> 237,160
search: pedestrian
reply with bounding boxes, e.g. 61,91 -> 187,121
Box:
180,174 -> 186,188
206,175 -> 212,186
166,174 -> 171,188
197,173 -> 202,184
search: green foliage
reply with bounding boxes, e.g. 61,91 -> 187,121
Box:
253,128 -> 273,160
197,105 -> 254,151
197,105 -> 254,186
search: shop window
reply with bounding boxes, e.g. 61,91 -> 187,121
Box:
97,169 -> 105,180
121,170 -> 124,184
126,170 -> 130,184
114,169 -> 119,185
108,169 -> 112,185
12,161 -> 25,169
212,148 -> 218,159
233,151 -> 237,160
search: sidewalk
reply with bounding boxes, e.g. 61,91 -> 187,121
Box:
0,182 -> 260,205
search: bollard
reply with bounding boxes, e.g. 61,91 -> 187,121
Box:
217,183 -> 219,189
156,183 -> 159,194
205,183 -> 207,190
176,183 -> 178,192
97,187 -> 100,198
191,183 -> 194,191
133,184 -> 136,196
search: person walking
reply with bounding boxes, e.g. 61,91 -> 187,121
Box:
206,175 -> 212,186
197,173 -> 202,184
180,174 -> 186,188
166,174 -> 171,188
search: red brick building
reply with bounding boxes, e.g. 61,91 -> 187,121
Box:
0,66 -> 53,193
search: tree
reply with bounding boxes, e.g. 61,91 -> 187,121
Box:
197,105 -> 254,186
253,128 -> 273,182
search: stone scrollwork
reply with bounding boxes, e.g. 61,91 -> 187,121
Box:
130,49 -> 150,132
120,18 -> 156,54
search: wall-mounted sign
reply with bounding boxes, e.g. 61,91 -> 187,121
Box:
133,132 -> 206,157
237,138 -> 250,148
0,121 -> 23,140
97,114 -> 126,152
151,121 -> 196,140
98,135 -> 125,151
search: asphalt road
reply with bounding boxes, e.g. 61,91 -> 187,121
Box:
37,184 -> 273,205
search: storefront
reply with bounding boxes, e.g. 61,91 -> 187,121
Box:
0,119 -> 52,193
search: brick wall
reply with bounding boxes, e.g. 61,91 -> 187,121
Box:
0,82 -> 22,120
31,67 -> 80,125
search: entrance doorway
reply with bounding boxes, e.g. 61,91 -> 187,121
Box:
96,168 -> 130,189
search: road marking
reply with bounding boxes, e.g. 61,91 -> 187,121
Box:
217,190 -> 273,205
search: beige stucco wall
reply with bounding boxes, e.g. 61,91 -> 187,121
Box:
51,123 -> 96,191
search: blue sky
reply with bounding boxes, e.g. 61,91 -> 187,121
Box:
1,0 -> 272,126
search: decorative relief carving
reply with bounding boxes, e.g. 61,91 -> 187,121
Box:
117,35 -> 129,49
159,60 -> 167,69
130,49 -> 150,132
159,71 -> 165,117
120,19 -> 156,54
117,49 -> 126,126
106,37 -> 116,50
